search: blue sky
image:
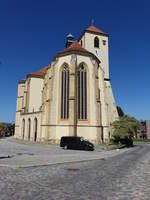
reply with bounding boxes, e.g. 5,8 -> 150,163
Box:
0,0 -> 150,122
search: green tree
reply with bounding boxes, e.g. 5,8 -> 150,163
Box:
8,123 -> 15,136
111,115 -> 142,146
0,123 -> 7,138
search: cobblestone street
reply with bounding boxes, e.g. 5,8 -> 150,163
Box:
0,138 -> 150,199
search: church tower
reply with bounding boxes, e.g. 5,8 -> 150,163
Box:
78,25 -> 109,79
78,24 -> 118,128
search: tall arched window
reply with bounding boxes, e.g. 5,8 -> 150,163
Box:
61,65 -> 69,119
77,64 -> 87,120
94,37 -> 99,48
28,118 -> 31,141
22,119 -> 25,139
34,118 -> 38,142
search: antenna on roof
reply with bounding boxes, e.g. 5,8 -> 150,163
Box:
91,19 -> 94,26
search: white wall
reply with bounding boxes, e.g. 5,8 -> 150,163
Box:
15,82 -> 25,138
77,126 -> 97,141
79,32 -> 109,79
28,78 -> 43,112
105,81 -> 119,124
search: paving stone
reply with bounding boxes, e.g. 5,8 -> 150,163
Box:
0,138 -> 150,199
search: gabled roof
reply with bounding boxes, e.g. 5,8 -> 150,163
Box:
27,66 -> 50,78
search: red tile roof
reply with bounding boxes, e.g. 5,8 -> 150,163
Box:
54,40 -> 100,64
86,25 -> 105,34
64,41 -> 88,53
29,66 -> 49,77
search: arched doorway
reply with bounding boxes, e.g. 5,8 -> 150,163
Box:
22,119 -> 25,139
28,118 -> 31,141
34,118 -> 38,142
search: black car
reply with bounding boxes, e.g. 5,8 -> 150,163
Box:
60,136 -> 94,151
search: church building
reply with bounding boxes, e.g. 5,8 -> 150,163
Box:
15,25 -> 118,144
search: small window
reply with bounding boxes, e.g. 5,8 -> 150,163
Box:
103,40 -> 106,45
80,40 -> 83,47
94,37 -> 99,48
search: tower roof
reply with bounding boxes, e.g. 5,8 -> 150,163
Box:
78,25 -> 108,41
86,25 -> 105,34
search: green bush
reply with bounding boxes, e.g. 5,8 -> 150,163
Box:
111,115 -> 142,147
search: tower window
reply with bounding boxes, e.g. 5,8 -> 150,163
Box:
61,65 -> 69,119
80,40 -> 83,47
77,64 -> 87,120
94,37 -> 99,48
103,40 -> 106,45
